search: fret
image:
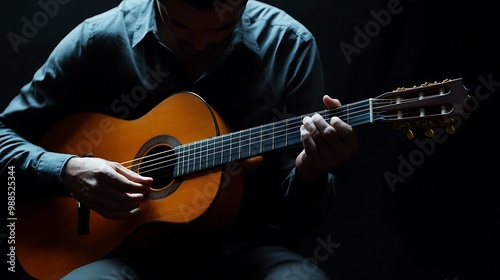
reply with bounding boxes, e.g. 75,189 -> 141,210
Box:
272,122 -> 275,150
229,132 -> 238,161
273,120 -> 287,150
186,143 -> 192,174
240,129 -> 251,159
285,119 -> 288,147
204,138 -> 215,170
334,106 -> 347,124
173,146 -> 180,177
346,103 -> 350,125
249,125 -> 263,157
227,133 -> 233,162
181,145 -> 186,176
193,141 -> 202,173
192,142 -> 198,173
221,134 -> 231,164
369,98 -> 374,123
261,123 -> 274,153
193,142 -> 198,173
259,125 -> 263,154
212,137 -> 217,167
237,131 -> 241,159
180,145 -> 186,176
200,139 -> 207,170
214,136 -> 223,166
285,118 -> 301,147
186,144 -> 191,174
248,127 -> 252,157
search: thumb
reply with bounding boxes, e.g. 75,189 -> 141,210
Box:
323,95 -> 342,109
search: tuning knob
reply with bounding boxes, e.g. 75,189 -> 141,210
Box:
405,128 -> 414,140
446,124 -> 456,135
425,128 -> 434,138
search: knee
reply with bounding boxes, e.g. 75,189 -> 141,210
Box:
61,258 -> 141,280
265,259 -> 331,280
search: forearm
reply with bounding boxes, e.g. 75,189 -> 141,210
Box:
0,121 -> 73,197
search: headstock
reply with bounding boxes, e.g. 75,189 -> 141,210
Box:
373,78 -> 469,140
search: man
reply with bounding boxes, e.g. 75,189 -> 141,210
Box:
0,0 -> 358,279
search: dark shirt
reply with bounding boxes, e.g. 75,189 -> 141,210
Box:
0,0 -> 334,244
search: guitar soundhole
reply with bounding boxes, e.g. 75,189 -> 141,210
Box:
139,145 -> 174,190
132,135 -> 182,200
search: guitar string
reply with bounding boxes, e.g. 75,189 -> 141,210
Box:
122,95 -> 437,177
134,92 -> 441,174
121,96 -> 436,178
120,98 -> 374,169
120,96 -> 432,175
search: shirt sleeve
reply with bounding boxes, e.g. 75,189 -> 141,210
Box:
0,22 -> 90,197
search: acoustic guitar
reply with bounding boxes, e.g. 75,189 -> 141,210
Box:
16,78 -> 469,279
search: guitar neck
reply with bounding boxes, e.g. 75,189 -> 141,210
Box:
173,99 -> 375,177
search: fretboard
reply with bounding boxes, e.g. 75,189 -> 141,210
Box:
173,98 -> 377,177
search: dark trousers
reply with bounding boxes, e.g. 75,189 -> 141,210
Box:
61,245 -> 331,280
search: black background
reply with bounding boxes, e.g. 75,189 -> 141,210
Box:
1,0 -> 499,279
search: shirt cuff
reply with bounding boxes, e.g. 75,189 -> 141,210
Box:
36,152 -> 76,196
285,167 -> 331,200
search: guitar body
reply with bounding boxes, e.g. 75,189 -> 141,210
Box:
16,92 -> 245,279
14,78 -> 469,279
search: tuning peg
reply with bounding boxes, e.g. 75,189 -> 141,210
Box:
446,124 -> 456,135
405,128 -> 414,140
425,128 -> 434,138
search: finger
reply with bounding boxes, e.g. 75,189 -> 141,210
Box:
323,95 -> 342,109
301,116 -> 317,142
106,163 -> 152,195
73,190 -> 141,220
304,114 -> 338,150
114,163 -> 153,185
310,114 -> 358,167
331,117 -> 359,153
307,114 -> 343,163
301,116 -> 320,160
310,113 -> 336,147
80,178 -> 146,206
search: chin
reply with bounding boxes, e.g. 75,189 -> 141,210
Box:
179,44 -> 217,57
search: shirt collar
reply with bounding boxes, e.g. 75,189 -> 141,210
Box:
231,13 -> 261,55
131,0 -> 159,48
